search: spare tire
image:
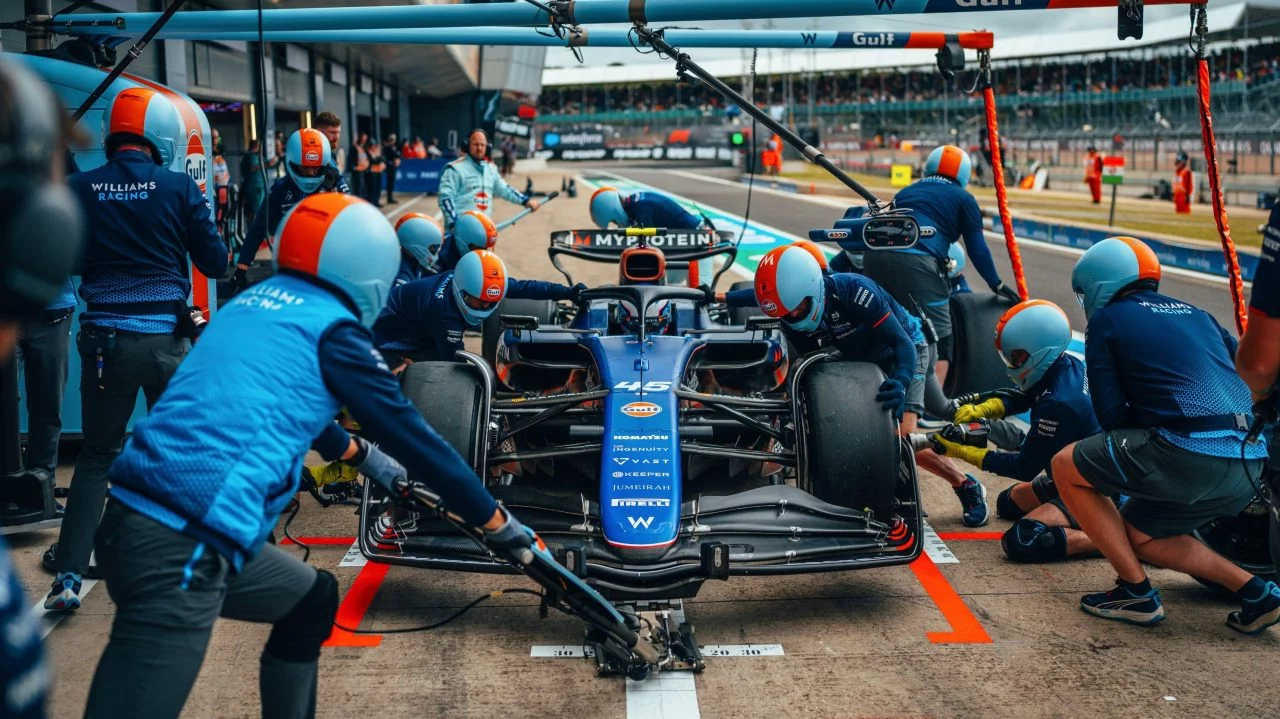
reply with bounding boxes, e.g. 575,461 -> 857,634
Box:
481,298 -> 557,369
799,361 -> 901,520
399,361 -> 485,469
727,280 -> 762,326
944,292 -> 1014,397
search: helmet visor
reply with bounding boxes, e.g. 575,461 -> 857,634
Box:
998,347 -> 1030,370
461,292 -> 498,313
290,162 -> 322,178
780,297 -> 813,326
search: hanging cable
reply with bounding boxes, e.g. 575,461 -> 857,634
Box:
1190,3 -> 1248,335
334,588 -> 543,635
975,49 -> 1029,302
739,48 -> 759,247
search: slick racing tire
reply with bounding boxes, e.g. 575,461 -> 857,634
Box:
944,292 -> 1015,397
799,361 -> 900,521
727,280 -> 763,326
400,361 -> 486,471
1192,497 -> 1277,597
481,298 -> 558,372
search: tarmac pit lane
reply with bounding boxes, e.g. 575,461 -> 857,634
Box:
13,174 -> 1280,718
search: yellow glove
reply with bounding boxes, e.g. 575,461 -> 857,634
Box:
954,397 -> 1006,423
931,434 -> 989,469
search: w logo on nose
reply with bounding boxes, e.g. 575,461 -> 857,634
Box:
627,516 -> 654,529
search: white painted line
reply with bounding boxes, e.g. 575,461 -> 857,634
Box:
339,540 -> 368,568
627,673 -> 700,719
34,578 -> 99,639
531,644 -> 594,658
701,644 -> 784,657
921,521 -> 958,565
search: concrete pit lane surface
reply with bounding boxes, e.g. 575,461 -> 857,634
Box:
11,169 -> 1278,719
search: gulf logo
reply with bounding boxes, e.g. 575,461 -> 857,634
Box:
305,150 -> 320,163
760,299 -> 777,314
485,286 -> 502,299
620,401 -> 662,418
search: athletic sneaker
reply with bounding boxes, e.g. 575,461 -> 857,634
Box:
1080,579 -> 1166,626
41,542 -> 101,579
1226,580 -> 1280,635
44,571 -> 83,612
954,475 -> 989,527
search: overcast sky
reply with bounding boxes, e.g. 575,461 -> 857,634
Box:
544,6 -> 1192,68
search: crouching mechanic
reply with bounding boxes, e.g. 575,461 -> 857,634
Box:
1051,237 -> 1280,633
590,187 -> 718,283
393,212 -> 443,286
717,245 -> 989,526
935,300 -> 1104,562
83,194 -> 538,719
372,249 -> 584,369
229,128 -> 349,292
433,210 -> 498,275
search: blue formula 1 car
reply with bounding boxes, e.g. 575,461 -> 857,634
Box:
359,228 -> 922,605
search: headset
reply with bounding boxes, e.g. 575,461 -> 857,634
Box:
0,59 -> 84,318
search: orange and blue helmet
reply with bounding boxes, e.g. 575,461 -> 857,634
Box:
453,210 -> 498,256
102,87 -> 183,166
1070,236 -> 1161,319
924,144 -> 972,189
994,300 -> 1072,390
790,240 -> 829,272
452,249 -> 508,326
754,245 -> 825,333
285,128 -> 332,194
589,186 -> 628,228
395,213 -> 443,272
274,193 -> 399,328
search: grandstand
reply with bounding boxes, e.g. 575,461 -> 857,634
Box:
537,0 -> 1280,196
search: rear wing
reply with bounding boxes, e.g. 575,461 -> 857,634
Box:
548,228 -> 739,287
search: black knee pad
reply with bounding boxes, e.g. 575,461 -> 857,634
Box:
1030,474 -> 1059,503
996,486 -> 1027,521
1001,519 -> 1068,563
265,569 -> 339,663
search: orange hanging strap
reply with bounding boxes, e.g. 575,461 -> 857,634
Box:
1192,11 -> 1247,335
978,53 -> 1028,301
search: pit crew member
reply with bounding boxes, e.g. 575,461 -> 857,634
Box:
437,129 -> 537,230
937,300 -> 1105,562
45,87 -> 228,611
81,194 -> 537,718
433,210 -> 499,275
718,245 -> 990,526
1052,236 -> 1279,632
372,249 -> 583,369
229,128 -> 350,292
393,212 -> 443,286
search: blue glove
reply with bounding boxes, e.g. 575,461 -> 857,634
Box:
484,508 -> 539,566
875,378 -> 906,421
345,437 -> 407,493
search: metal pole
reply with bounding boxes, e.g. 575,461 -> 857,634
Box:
631,25 -> 882,206
24,0 -> 52,51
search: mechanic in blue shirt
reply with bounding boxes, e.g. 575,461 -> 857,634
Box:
1236,201 -> 1280,574
393,212 -> 443,286
229,127 -> 350,292
1051,237 -> 1280,632
82,193 -> 537,719
45,86 -> 228,611
432,209 -> 498,276
590,186 -> 719,283
372,249 -> 583,370
862,146 -> 1020,381
0,56 -> 85,719
934,299 -> 1105,562
718,244 -> 990,526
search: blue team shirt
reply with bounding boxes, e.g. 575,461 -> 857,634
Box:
983,354 -> 1102,481
68,150 -> 227,333
623,192 -> 703,229
890,177 -> 1001,289
1250,204 -> 1280,317
1085,290 -> 1266,459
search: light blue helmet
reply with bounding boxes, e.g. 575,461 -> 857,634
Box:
102,86 -> 183,167
274,194 -> 399,328
994,300 -> 1072,390
285,128 -> 332,195
453,210 -> 498,256
754,245 -> 825,333
451,249 -> 508,326
947,242 -> 967,278
395,213 -> 443,272
924,145 -> 972,189
589,186 -> 628,228
1070,236 -> 1161,320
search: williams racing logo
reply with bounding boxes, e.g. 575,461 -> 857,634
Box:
620,401 -> 662,418
91,181 -> 158,202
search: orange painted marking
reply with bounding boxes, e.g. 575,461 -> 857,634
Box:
279,536 -> 357,546
935,531 -> 1003,541
323,561 -> 389,647
909,553 -> 993,644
